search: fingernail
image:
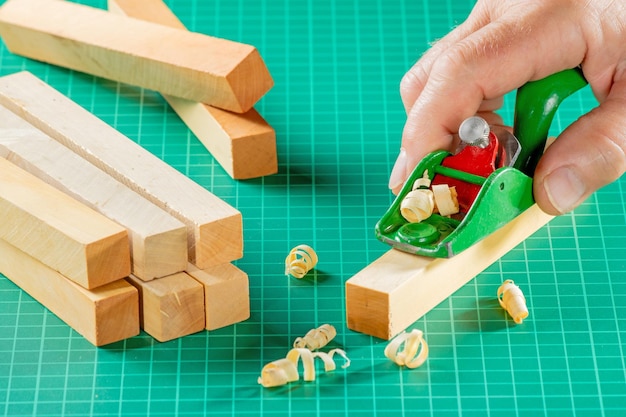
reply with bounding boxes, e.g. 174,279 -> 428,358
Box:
389,148 -> 408,190
544,166 -> 586,213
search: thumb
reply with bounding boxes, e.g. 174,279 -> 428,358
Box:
533,77 -> 626,215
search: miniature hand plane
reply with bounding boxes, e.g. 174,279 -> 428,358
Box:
376,68 -> 588,258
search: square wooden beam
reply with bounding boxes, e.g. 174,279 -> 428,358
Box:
0,0 -> 273,113
346,205 -> 553,340
0,238 -> 139,346
0,105 -> 188,281
127,272 -> 205,342
0,158 -> 130,290
0,71 -> 242,269
186,263 -> 250,330
109,0 -> 278,180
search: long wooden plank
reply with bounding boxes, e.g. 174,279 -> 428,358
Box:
0,157 -> 130,290
0,0 -> 273,113
346,204 -> 553,340
127,272 -> 205,342
186,263 -> 250,330
109,0 -> 278,180
0,106 -> 188,281
0,71 -> 242,269
0,239 -> 139,346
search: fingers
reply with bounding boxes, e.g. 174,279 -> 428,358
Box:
399,6 -> 490,114
533,77 -> 626,215
391,6 -> 588,191
400,24 -> 478,114
478,97 -> 503,113
476,110 -> 503,127
577,1 -> 626,101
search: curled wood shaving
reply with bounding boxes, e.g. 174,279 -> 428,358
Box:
401,173 -> 461,222
256,358 -> 299,388
497,279 -> 528,324
293,324 -> 337,350
412,170 -> 431,190
432,184 -> 459,216
285,244 -> 318,278
258,348 -> 350,388
400,189 -> 435,223
384,329 -> 428,369
286,348 -> 317,381
314,348 -> 351,371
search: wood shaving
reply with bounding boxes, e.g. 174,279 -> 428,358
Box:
400,189 -> 435,223
384,329 -> 428,369
401,173 -> 460,222
497,279 -> 528,324
285,244 -> 318,278
432,184 -> 459,216
293,324 -> 336,350
412,170 -> 431,190
258,348 -> 350,388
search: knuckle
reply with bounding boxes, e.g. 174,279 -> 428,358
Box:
579,109 -> 626,184
594,131 -> 626,183
429,49 -> 469,85
400,64 -> 429,98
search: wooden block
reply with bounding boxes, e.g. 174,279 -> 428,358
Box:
345,205 -> 553,340
108,0 -> 277,180
108,0 -> 185,26
0,0 -> 273,113
174,102 -> 278,179
0,71 -> 242,269
186,263 -> 250,330
0,238 -> 139,346
0,157 -> 130,290
0,105 -> 188,281
127,272 -> 205,342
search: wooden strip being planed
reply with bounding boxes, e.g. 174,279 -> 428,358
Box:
346,204 -> 553,340
0,0 -> 273,113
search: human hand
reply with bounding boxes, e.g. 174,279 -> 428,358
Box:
390,0 -> 626,215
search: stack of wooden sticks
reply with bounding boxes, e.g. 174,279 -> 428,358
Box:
0,0 -> 276,346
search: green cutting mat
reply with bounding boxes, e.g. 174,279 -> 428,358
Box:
1,0 -> 625,415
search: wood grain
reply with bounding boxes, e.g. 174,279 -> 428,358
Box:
0,71 -> 242,269
0,105 -> 188,281
0,0 -> 273,113
0,238 -> 139,346
346,204 -> 553,340
127,272 -> 205,342
186,263 -> 250,330
0,158 -> 130,290
108,0 -> 277,179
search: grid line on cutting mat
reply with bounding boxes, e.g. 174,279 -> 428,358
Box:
1,0 -> 625,416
